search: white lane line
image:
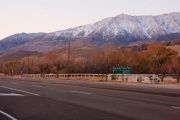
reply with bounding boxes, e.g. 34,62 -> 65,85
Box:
32,85 -> 43,88
0,93 -> 24,96
70,90 -> 92,95
172,106 -> 180,109
56,82 -> 65,84
11,82 -> 18,85
0,81 -> 3,82
0,86 -> 40,96
0,110 -> 17,120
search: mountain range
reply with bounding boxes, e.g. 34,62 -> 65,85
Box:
1,12 -> 180,53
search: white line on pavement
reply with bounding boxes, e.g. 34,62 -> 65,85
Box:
0,81 -> 3,82
0,86 -> 40,96
32,85 -> 43,88
172,106 -> 180,109
0,93 -> 24,96
70,90 -> 92,95
11,82 -> 18,84
0,110 -> 17,120
56,82 -> 65,84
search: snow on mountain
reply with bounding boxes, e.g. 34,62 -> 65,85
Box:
0,32 -> 45,52
50,12 -> 180,45
1,12 -> 180,53
54,24 -> 95,39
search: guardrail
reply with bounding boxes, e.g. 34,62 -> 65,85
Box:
23,74 -> 160,83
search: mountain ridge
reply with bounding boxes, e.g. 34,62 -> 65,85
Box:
1,12 -> 180,53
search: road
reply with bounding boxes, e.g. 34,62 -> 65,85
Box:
0,77 -> 180,120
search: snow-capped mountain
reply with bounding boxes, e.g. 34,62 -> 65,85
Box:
53,12 -> 180,45
1,12 -> 180,53
0,32 -> 45,52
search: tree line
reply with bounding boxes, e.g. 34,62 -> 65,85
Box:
1,44 -> 180,82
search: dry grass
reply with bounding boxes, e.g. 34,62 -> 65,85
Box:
0,50 -> 42,65
53,46 -> 103,58
167,45 -> 180,55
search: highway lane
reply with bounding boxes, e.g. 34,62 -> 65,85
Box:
0,77 -> 180,120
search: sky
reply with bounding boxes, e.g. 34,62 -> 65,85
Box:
0,0 -> 180,39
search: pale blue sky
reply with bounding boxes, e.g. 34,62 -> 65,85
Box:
0,0 -> 180,39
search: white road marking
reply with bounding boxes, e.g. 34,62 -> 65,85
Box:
32,85 -> 42,88
0,81 -> 3,82
0,86 -> 40,96
57,82 -> 65,83
11,82 -> 18,85
0,93 -> 24,96
70,90 -> 92,95
172,106 -> 180,109
0,110 -> 17,120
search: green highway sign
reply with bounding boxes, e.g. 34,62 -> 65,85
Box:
113,67 -> 132,74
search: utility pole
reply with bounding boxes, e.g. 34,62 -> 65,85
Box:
28,54 -> 29,74
67,42 -> 70,79
106,54 -> 109,81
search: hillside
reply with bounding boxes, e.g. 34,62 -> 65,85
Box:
167,45 -> 180,55
118,39 -> 180,52
0,46 -> 102,66
0,41 -> 179,66
52,46 -> 104,58
0,33 -> 45,53
1,12 -> 180,53
0,50 -> 43,65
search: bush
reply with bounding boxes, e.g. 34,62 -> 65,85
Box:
137,77 -> 144,82
112,74 -> 116,80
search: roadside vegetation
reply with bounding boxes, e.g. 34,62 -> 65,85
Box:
0,44 -> 180,82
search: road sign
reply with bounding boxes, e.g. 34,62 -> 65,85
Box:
113,67 -> 132,74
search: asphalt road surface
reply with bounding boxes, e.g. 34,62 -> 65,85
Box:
0,77 -> 180,120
